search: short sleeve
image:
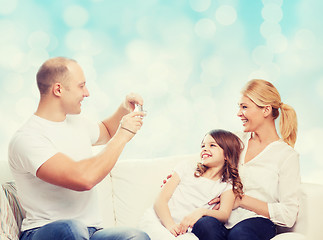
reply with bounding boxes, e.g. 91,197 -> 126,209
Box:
67,115 -> 100,145
8,134 -> 57,176
82,118 -> 100,145
173,160 -> 196,180
222,181 -> 233,193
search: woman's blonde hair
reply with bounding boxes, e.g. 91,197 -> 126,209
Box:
241,79 -> 298,147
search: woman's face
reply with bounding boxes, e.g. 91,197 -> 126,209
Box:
200,134 -> 225,168
237,95 -> 265,132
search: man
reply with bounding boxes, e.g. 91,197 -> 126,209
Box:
8,57 -> 150,240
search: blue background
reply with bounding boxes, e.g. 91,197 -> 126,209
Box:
0,0 -> 322,184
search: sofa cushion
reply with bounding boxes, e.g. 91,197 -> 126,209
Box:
96,173 -> 116,228
0,182 -> 19,240
2,182 -> 25,232
110,154 -> 199,227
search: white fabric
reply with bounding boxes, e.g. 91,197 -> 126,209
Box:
227,132 -> 301,228
139,160 -> 232,240
8,114 -> 101,231
170,161 -> 232,223
271,232 -> 306,240
139,208 -> 198,240
111,154 -> 199,227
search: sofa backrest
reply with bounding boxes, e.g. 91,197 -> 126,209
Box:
0,160 -> 13,184
106,154 -> 199,227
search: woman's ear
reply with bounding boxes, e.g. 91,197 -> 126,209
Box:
263,105 -> 272,118
52,83 -> 62,96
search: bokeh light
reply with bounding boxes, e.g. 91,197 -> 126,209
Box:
0,0 -> 322,185
215,5 -> 237,26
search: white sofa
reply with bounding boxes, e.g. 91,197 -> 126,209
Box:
1,154 -> 322,240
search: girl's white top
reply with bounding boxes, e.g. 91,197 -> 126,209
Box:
169,160 -> 232,224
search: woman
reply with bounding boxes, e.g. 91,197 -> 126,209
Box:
192,79 -> 301,240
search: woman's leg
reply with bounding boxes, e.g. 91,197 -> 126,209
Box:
228,217 -> 276,240
20,219 -> 89,240
90,227 -> 150,240
192,216 -> 228,240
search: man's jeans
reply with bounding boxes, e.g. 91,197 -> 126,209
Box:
20,219 -> 151,240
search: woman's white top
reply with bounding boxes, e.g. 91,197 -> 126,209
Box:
226,132 -> 301,229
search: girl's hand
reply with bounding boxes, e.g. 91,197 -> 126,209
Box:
179,208 -> 206,234
167,223 -> 182,237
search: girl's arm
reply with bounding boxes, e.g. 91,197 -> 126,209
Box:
153,172 -> 181,236
179,189 -> 235,232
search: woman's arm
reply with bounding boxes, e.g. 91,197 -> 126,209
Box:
235,153 -> 300,227
235,195 -> 269,218
153,172 -> 181,236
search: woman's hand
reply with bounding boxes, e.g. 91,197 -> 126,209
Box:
209,196 -> 221,210
233,196 -> 242,209
179,208 -> 206,234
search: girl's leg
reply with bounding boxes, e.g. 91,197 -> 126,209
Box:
227,217 -> 276,240
20,219 -> 89,240
192,216 -> 228,240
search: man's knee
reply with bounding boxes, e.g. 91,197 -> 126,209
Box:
125,229 -> 150,240
41,219 -> 89,240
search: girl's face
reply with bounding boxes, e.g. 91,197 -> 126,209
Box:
237,95 -> 265,132
200,134 -> 225,168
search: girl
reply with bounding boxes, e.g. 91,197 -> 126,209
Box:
139,129 -> 243,240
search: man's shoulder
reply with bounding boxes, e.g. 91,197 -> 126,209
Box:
9,116 -> 49,153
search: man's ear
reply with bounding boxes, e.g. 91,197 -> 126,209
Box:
52,83 -> 62,96
263,105 -> 272,118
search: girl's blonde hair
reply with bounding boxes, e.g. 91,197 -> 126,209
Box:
194,129 -> 244,199
241,79 -> 298,147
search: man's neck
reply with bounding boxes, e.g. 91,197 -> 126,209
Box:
35,99 -> 66,122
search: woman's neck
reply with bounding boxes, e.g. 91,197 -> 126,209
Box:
252,121 -> 280,145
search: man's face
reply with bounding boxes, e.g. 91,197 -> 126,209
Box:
60,62 -> 90,115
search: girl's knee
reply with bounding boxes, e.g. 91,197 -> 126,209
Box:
192,217 -> 227,240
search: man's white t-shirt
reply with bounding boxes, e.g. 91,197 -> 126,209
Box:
8,114 -> 101,231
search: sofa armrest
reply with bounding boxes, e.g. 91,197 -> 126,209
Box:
271,232 -> 306,240
276,183 -> 323,239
